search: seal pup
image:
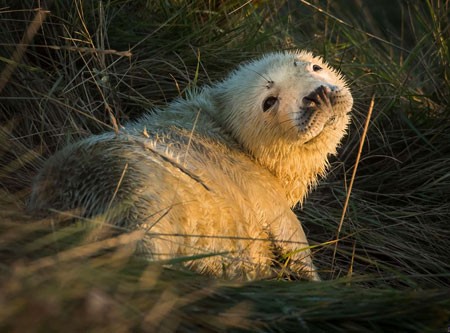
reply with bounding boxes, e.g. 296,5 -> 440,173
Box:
29,50 -> 353,281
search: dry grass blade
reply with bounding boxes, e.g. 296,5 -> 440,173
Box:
331,94 -> 375,272
0,7 -> 48,93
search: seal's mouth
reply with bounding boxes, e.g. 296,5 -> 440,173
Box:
296,85 -> 341,142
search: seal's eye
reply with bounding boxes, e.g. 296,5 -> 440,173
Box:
263,96 -> 278,112
312,64 -> 322,72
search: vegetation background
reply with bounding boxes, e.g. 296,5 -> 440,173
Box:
0,0 -> 449,332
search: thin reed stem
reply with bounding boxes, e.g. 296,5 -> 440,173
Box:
331,95 -> 375,273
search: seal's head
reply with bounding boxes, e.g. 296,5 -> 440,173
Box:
211,50 -> 353,204
213,50 -> 353,150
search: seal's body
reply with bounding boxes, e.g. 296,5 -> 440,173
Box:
30,51 -> 353,280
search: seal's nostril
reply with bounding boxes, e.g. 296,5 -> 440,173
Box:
329,85 -> 338,92
316,85 -> 337,94
302,95 -> 317,105
303,85 -> 337,107
313,85 -> 330,96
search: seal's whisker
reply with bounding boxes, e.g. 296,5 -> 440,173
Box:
245,68 -> 274,86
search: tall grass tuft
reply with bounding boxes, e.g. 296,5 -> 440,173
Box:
1,0 -> 449,332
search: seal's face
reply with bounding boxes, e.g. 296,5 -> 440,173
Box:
215,51 -> 353,149
256,52 -> 353,144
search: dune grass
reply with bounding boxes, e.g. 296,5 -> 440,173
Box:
0,0 -> 449,332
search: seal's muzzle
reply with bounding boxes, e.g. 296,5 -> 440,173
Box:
296,85 -> 343,141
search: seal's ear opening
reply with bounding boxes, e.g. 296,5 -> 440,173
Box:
262,96 -> 278,112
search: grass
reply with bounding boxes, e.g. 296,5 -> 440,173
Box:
1,0 -> 449,332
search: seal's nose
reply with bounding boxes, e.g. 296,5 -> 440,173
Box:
302,85 -> 336,107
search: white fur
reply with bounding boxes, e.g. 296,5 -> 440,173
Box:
30,51 -> 353,281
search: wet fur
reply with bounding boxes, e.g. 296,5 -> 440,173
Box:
29,50 -> 353,281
